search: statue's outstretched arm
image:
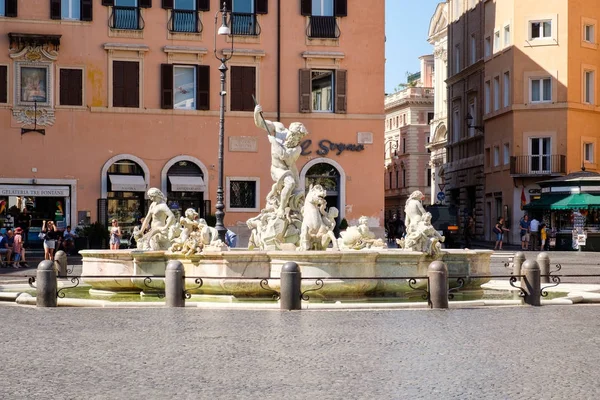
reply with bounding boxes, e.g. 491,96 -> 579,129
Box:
254,104 -> 275,135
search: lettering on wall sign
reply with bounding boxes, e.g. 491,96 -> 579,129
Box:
300,139 -> 365,156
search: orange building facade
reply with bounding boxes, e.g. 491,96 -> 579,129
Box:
0,0 -> 385,244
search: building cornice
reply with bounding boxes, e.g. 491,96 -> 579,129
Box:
446,59 -> 484,86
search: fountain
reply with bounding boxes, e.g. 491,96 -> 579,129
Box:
80,105 -> 491,300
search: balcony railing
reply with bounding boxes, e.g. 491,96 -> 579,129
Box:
510,155 -> 566,176
110,6 -> 144,30
307,16 -> 340,39
230,12 -> 261,36
168,10 -> 202,33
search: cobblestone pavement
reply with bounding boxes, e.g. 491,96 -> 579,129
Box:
1,306 -> 600,399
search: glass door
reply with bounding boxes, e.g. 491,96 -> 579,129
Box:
530,137 -> 551,173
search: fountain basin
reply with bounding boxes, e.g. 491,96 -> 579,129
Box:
80,249 -> 492,300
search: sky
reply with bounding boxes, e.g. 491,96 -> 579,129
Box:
385,0 -> 443,94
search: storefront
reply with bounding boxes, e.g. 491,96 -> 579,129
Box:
0,182 -> 74,244
164,160 -> 207,220
524,171 -> 600,251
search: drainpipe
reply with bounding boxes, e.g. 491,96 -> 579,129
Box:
277,0 -> 281,121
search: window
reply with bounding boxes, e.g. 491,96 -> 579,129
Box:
530,77 -> 552,103
530,20 -> 552,39
299,69 -> 347,114
163,0 -> 209,33
484,36 -> 492,57
51,0 -> 92,20
585,143 -> 594,163
112,60 -> 139,108
229,0 -> 265,36
503,143 -> 510,165
427,168 -> 431,187
0,65 -> 6,103
468,99 -> 476,137
402,138 -> 406,154
228,179 -> 258,210
494,31 -> 500,52
105,0 -> 151,30
59,68 -> 83,106
530,137 -> 551,173
0,0 -> 17,17
454,44 -> 460,73
160,64 -> 209,110
427,112 -> 434,124
503,71 -> 510,107
302,0 -> 346,38
585,24 -> 595,43
402,168 -> 406,188
493,146 -> 500,166
585,70 -> 595,104
395,170 -> 399,188
452,108 -> 460,142
503,25 -> 510,46
230,66 -> 256,112
484,80 -> 491,113
426,135 -> 431,153
470,34 -> 476,65
493,76 -> 500,111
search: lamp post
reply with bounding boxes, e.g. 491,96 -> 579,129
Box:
465,113 -> 484,133
384,140 -> 399,165
214,2 -> 234,242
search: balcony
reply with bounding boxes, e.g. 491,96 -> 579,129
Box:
230,13 -> 261,36
168,10 -> 202,33
307,16 -> 340,39
110,6 -> 144,30
510,155 -> 566,176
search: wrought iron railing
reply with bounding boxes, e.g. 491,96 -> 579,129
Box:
109,6 -> 144,30
230,12 -> 261,36
168,10 -> 202,33
510,154 -> 566,176
307,16 -> 340,39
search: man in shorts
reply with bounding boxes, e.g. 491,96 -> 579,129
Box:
519,214 -> 530,250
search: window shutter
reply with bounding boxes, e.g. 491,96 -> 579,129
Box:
196,65 -> 210,110
113,61 -> 125,107
241,66 -> 256,111
334,0 -> 347,17
81,0 -> 93,21
300,0 -> 311,16
162,0 -> 173,9
335,69 -> 347,114
230,66 -> 243,111
0,66 -> 7,103
60,69 -> 70,105
101,0 -> 114,6
139,0 -> 152,8
160,64 -> 174,109
196,0 -> 209,11
124,62 -> 140,107
5,0 -> 18,17
255,0 -> 268,14
299,69 -> 311,113
71,69 -> 83,106
50,0 -> 61,20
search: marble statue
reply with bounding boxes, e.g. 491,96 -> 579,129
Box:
247,104 -> 309,250
168,208 -> 199,253
135,188 -> 177,251
299,184 -> 339,251
397,190 -> 445,256
338,216 -> 386,250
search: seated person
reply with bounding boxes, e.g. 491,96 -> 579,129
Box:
62,225 -> 76,255
0,233 -> 12,266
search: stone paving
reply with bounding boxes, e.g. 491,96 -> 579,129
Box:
1,306 -> 600,399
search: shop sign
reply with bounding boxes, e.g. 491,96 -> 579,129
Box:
300,139 -> 365,156
0,185 -> 70,197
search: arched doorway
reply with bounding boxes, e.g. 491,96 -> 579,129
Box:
165,160 -> 206,220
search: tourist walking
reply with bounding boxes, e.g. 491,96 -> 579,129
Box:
540,223 -> 547,251
110,219 -> 122,250
493,217 -> 510,250
530,216 -> 540,250
41,220 -> 58,260
519,214 -> 530,250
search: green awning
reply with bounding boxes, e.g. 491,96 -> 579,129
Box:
524,193 -> 600,210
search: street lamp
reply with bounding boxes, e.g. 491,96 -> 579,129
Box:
384,140 -> 399,164
465,113 -> 484,133
213,2 -> 234,242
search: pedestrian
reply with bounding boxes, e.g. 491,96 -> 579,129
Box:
5,229 -> 14,265
530,216 -> 540,250
0,232 -> 11,267
15,208 -> 31,248
519,214 -> 530,250
41,220 -> 58,260
493,217 -> 510,250
540,223 -> 547,251
110,219 -> 122,250
225,229 -> 238,248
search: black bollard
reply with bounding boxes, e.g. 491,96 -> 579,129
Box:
521,259 -> 541,306
165,260 -> 185,307
513,251 -> 526,276
428,261 -> 449,309
54,250 -> 67,277
280,262 -> 301,310
537,252 -> 550,284
37,260 -> 57,307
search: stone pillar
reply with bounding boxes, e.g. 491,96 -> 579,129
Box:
513,251 -> 525,276
280,262 -> 301,311
537,252 -> 550,284
54,250 -> 67,277
37,260 -> 57,307
428,261 -> 449,309
521,260 -> 541,306
165,260 -> 185,308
